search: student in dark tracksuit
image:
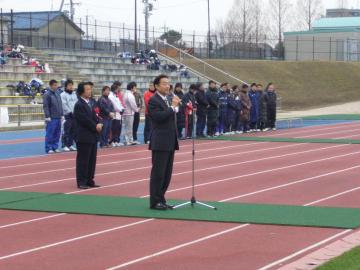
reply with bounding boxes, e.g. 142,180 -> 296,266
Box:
217,83 -> 229,135
43,79 -> 64,154
226,87 -> 237,134
97,86 -> 115,148
183,84 -> 197,139
265,83 -> 277,130
232,86 -> 242,133
206,81 -> 219,137
195,82 -> 209,137
174,83 -> 186,139
74,82 -> 102,189
257,84 -> 268,131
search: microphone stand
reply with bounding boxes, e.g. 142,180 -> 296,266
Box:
174,110 -> 217,210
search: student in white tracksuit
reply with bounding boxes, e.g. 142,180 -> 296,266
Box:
60,79 -> 78,151
123,82 -> 139,145
108,83 -> 125,147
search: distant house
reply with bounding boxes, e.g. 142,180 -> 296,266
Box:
284,17 -> 360,61
3,11 -> 83,49
326,8 -> 360,18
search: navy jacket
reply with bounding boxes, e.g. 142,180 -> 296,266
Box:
43,90 -> 64,119
195,90 -> 209,117
74,98 -> 99,144
148,93 -> 179,152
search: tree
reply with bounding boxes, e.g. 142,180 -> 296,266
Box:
159,30 -> 182,45
269,0 -> 292,57
297,0 -> 323,30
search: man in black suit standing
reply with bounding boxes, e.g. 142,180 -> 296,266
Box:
74,82 -> 103,189
148,74 -> 181,210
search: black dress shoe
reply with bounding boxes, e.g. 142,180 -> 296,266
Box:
88,184 -> 101,188
150,202 -> 168,211
78,185 -> 89,189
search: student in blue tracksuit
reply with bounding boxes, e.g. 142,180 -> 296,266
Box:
217,83 -> 229,135
248,83 -> 260,131
43,79 -> 64,154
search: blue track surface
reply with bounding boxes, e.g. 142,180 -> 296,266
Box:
0,120 -> 357,160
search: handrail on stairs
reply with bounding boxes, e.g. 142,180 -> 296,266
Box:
155,39 -> 248,86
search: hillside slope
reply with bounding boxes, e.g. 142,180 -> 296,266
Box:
183,60 -> 360,110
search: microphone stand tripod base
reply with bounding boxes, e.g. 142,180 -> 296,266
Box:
174,196 -> 217,210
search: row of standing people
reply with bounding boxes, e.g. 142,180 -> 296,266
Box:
42,79 -> 144,154
163,80 -> 278,139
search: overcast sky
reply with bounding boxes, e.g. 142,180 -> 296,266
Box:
1,0 -> 360,34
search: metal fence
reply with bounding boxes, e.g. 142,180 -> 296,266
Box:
0,9 -> 285,60
0,105 -> 44,127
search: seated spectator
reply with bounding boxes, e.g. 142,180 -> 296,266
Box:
179,65 -> 190,78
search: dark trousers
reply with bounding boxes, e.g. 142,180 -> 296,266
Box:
150,150 -> 175,207
177,126 -> 184,139
76,142 -> 97,187
45,118 -> 61,153
196,114 -> 206,136
144,115 -> 152,143
63,115 -> 75,147
186,114 -> 194,138
207,118 -> 217,136
133,112 -> 140,141
100,119 -> 111,147
234,113 -> 240,131
217,110 -> 227,133
257,120 -> 266,131
249,121 -> 257,130
111,119 -> 122,143
267,107 -> 276,128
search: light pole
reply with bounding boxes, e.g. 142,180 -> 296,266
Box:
207,0 -> 211,58
135,0 -> 138,52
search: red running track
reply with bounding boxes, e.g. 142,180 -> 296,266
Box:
0,122 -> 360,269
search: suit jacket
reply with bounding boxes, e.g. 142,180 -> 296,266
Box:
148,93 -> 179,151
74,97 -> 99,144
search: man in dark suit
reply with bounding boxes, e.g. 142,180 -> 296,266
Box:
148,74 -> 181,210
74,82 -> 103,189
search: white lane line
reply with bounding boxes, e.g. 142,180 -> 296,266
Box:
0,144 -> 352,231
0,153 -> 358,264
0,219 -> 154,261
0,140 -> 224,170
1,143 -> 301,190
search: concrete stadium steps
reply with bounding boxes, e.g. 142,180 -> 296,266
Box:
0,72 -> 83,81
0,65 -> 37,73
56,61 -> 151,71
